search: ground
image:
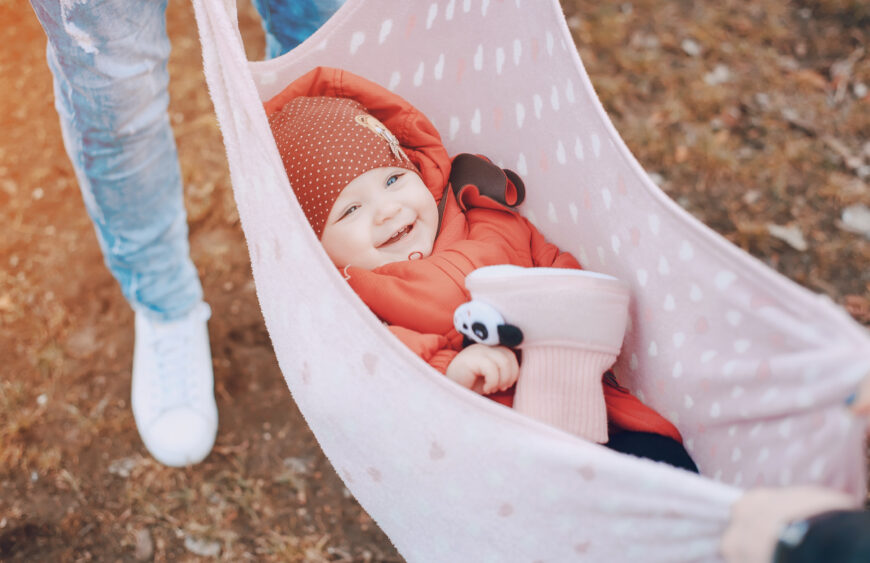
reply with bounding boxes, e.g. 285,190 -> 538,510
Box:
0,0 -> 867,561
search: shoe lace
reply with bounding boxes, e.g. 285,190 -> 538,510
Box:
150,323 -> 197,411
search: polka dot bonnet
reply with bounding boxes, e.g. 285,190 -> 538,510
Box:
269,96 -> 419,238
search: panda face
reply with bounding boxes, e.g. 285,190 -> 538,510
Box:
471,321 -> 489,341
453,301 -> 505,346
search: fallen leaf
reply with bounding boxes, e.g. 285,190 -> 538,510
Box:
824,136 -> 865,172
840,204 -> 870,238
107,457 -> 142,479
675,145 -> 689,163
742,190 -> 761,205
681,38 -> 701,57
830,47 -> 865,82
184,535 -> 221,557
134,528 -> 154,561
767,224 -> 808,251
781,108 -> 817,135
65,324 -> 100,359
704,64 -> 732,86
793,69 -> 829,91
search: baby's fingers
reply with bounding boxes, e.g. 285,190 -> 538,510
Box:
493,349 -> 518,391
479,356 -> 506,394
489,350 -> 510,393
480,366 -> 500,394
483,347 -> 517,393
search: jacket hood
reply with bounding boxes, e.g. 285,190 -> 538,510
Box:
264,66 -> 452,204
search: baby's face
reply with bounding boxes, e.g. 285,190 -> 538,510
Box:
320,166 -> 439,270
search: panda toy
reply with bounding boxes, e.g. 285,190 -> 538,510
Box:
453,300 -> 524,349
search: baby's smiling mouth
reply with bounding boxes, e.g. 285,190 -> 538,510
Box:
378,223 -> 414,248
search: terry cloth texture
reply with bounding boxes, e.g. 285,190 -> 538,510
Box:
463,266 -> 632,442
194,1 -> 869,560
266,67 -> 683,445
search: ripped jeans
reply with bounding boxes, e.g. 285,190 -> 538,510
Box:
29,0 -> 343,321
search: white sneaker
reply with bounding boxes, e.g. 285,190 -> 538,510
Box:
131,301 -> 218,467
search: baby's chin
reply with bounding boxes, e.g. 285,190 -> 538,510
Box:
350,249 -> 431,271
379,249 -> 430,268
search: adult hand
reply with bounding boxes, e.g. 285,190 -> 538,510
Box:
720,486 -> 858,563
445,344 -> 519,394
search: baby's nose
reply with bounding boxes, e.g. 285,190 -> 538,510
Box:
375,202 -> 401,223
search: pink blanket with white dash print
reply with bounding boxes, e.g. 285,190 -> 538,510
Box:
192,1 -> 869,561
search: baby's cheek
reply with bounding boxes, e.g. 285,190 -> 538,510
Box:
422,224 -> 439,256
320,233 -> 352,268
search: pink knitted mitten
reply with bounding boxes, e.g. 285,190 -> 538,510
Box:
463,266 -> 630,442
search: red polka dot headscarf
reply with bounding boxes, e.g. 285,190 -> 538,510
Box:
269,96 -> 419,238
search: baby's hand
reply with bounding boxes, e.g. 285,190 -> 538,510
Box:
446,344 -> 519,394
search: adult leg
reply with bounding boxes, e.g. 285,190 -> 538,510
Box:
251,0 -> 346,58
30,0 -> 216,467
30,0 -> 201,319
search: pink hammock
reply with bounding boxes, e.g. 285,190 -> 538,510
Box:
192,1 -> 870,561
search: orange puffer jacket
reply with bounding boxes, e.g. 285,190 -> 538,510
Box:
266,67 -> 682,442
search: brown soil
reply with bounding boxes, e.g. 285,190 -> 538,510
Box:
1,0 -> 867,561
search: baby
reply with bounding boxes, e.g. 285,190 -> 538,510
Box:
266,66 -> 696,472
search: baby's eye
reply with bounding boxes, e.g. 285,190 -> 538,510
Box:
339,204 -> 360,219
385,173 -> 403,187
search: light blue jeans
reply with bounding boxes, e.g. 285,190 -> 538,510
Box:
30,0 -> 343,321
